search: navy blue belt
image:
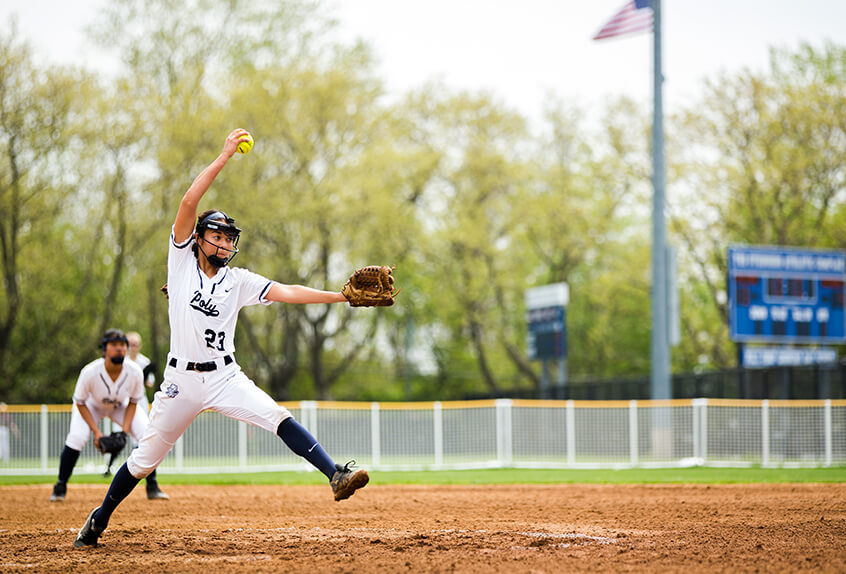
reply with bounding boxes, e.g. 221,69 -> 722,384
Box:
169,355 -> 233,372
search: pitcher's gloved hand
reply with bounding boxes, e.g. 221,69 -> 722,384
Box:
341,265 -> 400,307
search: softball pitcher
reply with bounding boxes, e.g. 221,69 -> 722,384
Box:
74,129 -> 368,548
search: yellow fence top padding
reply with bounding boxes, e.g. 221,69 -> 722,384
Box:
2,404 -> 72,413
2,399 -> 845,413
366,402 -> 435,410
766,399 -> 843,407
703,399 -> 761,407
706,399 -> 846,407
635,399 -> 697,408
512,399 -> 695,408
286,400 -> 500,411
511,399 -> 571,408
438,400 -> 498,410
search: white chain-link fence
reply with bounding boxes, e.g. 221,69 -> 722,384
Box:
0,399 -> 843,475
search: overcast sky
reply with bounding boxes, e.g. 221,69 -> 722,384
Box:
3,0 -> 845,126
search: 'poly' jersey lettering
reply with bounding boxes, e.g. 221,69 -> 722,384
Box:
167,228 -> 273,360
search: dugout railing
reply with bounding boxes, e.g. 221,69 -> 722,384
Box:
0,399 -> 844,475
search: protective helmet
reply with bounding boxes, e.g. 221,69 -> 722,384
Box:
100,328 -> 129,350
194,210 -> 241,267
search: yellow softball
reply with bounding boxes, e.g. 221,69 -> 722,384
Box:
237,133 -> 254,154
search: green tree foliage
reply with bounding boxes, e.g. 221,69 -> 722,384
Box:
527,97 -> 653,379
389,87 -> 535,395
670,42 -> 846,370
1,2 -> 843,402
0,23 -> 102,400
225,48 -> 395,400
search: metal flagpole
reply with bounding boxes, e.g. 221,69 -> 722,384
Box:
650,0 -> 670,401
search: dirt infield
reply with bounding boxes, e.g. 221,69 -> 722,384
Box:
1,482 -> 844,573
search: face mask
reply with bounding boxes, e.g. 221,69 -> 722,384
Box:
205,253 -> 230,268
110,356 -> 125,365
199,234 -> 238,268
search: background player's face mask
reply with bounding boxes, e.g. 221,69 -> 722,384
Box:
103,340 -> 127,364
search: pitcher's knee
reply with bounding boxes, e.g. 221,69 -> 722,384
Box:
127,431 -> 174,478
126,458 -> 154,478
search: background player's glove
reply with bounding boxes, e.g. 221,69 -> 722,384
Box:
342,265 -> 400,307
97,431 -> 127,477
96,431 -> 127,456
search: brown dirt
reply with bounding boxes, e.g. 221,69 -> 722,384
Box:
1,482 -> 844,573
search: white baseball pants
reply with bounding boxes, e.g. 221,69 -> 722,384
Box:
126,356 -> 291,478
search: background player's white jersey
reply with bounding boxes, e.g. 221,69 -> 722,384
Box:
131,353 -> 149,371
72,358 -> 144,410
130,353 -> 155,386
129,355 -> 154,416
167,228 -> 273,360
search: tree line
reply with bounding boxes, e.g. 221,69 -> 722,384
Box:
1,0 -> 844,403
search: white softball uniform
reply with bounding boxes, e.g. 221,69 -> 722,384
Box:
65,358 -> 148,451
126,228 -> 291,478
130,354 -> 154,415
132,353 -> 155,384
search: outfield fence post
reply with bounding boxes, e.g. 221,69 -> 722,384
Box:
495,399 -> 512,467
238,421 -> 248,470
371,402 -> 381,468
566,400 -> 575,466
40,405 -> 48,472
629,400 -> 638,467
433,402 -> 443,468
300,401 -> 318,435
824,399 -> 832,467
692,399 -> 701,462
700,398 -> 708,463
762,400 -> 770,467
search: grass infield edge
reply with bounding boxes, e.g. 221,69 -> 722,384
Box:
1,466 -> 845,486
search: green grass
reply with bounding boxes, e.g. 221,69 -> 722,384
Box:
2,466 -> 845,486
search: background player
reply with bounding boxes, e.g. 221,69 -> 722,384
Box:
74,129 -> 368,548
51,329 -> 169,502
0,402 -> 20,462
126,331 -> 157,414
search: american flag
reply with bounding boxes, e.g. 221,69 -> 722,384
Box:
593,0 -> 654,41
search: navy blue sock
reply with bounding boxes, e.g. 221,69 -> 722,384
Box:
57,446 -> 80,483
276,418 -> 336,479
93,463 -> 141,529
145,468 -> 159,488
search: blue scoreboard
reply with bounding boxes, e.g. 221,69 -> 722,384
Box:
525,283 -> 569,361
527,306 -> 567,360
728,245 -> 846,343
